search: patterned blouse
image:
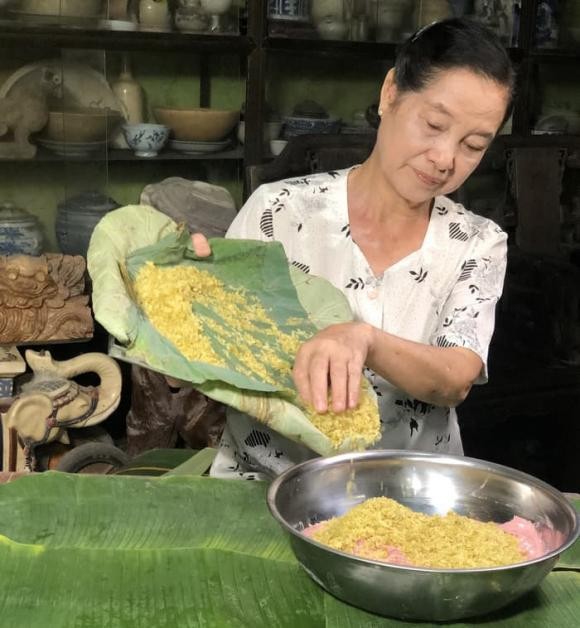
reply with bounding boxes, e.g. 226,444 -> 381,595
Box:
210,167 -> 508,480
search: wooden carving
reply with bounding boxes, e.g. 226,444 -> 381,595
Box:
0,253 -> 93,343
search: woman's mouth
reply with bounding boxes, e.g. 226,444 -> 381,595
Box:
413,168 -> 444,187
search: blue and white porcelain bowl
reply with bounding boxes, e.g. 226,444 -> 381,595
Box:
122,123 -> 170,157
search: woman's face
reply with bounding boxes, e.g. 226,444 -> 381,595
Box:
376,67 -> 510,205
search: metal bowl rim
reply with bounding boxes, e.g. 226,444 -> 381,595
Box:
267,449 -> 580,574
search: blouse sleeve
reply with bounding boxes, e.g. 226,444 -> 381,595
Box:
430,226 -> 508,384
226,185 -> 273,241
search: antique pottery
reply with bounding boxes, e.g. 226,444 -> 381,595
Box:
0,202 -> 43,255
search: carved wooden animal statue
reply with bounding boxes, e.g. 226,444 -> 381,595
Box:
3,350 -> 122,468
0,66 -> 62,159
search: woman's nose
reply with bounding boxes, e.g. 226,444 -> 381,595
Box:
428,138 -> 455,173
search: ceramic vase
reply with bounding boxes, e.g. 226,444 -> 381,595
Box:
55,192 -> 120,257
0,202 -> 43,256
111,55 -> 144,149
139,0 -> 170,30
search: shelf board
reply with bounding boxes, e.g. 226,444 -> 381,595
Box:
0,20 -> 252,53
265,36 -> 399,59
0,146 -> 244,163
266,37 -> 524,62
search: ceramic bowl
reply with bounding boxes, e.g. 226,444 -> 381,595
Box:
43,108 -> 123,143
269,139 -> 288,156
236,120 -> 282,145
153,107 -> 239,142
122,123 -> 170,157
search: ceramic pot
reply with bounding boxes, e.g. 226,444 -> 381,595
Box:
0,202 -> 43,256
376,0 -> 409,41
311,0 -> 343,24
139,0 -> 170,29
316,16 -> 347,39
200,0 -> 232,14
268,0 -> 310,22
55,192 -> 120,257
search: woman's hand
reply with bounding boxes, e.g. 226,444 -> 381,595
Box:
293,322 -> 375,414
191,233 -> 212,257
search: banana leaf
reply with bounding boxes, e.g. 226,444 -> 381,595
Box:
0,473 -> 577,628
122,228 -> 320,393
88,205 -> 369,457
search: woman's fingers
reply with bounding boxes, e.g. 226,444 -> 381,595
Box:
191,233 -> 212,257
309,354 -> 331,413
293,323 -> 373,414
347,360 -> 363,408
329,358 -> 348,413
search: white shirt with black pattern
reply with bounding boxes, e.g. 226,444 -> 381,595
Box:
210,167 -> 508,480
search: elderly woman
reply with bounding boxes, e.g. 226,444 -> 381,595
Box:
192,17 -> 514,479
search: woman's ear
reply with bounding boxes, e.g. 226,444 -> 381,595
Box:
379,68 -> 398,114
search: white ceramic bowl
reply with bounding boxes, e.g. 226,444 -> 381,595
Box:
270,139 -> 288,156
122,123 -> 170,158
237,120 -> 282,145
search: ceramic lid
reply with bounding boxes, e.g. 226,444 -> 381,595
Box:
0,202 -> 37,223
57,191 -> 120,213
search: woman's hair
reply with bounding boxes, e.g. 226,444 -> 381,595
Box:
394,18 -> 515,124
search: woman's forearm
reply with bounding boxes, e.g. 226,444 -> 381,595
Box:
364,324 -> 483,407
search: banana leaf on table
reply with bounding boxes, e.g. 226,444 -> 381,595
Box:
0,473 -> 578,628
88,205 -> 368,456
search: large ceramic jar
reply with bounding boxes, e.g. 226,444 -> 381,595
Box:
55,191 -> 120,258
0,202 -> 43,256
139,0 -> 171,29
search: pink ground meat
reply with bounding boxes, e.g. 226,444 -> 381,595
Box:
303,514 -> 546,564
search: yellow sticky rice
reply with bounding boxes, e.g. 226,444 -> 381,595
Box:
133,262 -> 381,450
311,497 -> 525,568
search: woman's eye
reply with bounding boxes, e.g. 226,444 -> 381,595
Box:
426,121 -> 442,131
465,143 -> 485,152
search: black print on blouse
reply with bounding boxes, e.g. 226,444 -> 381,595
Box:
395,398 -> 435,415
328,171 -> 340,178
280,188 -> 290,197
436,205 -> 448,215
346,277 -> 365,290
436,335 -> 460,349
458,259 -> 477,281
341,224 -> 351,238
449,222 -> 469,241
291,260 -> 311,274
260,208 -> 274,238
272,198 -> 285,213
372,384 -> 383,397
435,434 -> 452,446
410,267 -> 428,283
410,418 -> 419,436
297,223 -> 303,232
319,186 -> 329,193
244,430 -> 271,448
469,284 -> 479,295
